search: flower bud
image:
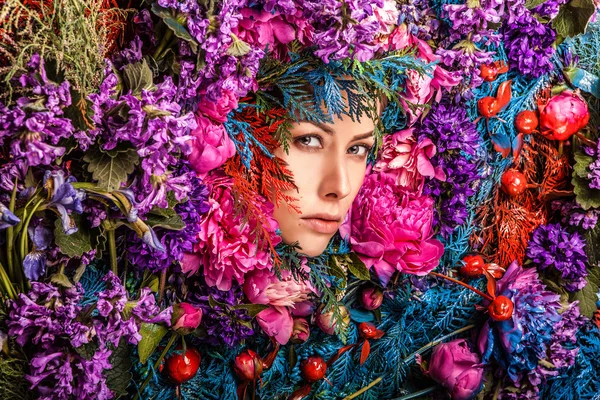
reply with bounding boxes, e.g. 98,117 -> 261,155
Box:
171,302 -> 203,333
361,287 -> 384,310
290,318 -> 310,344
427,339 -> 484,400
233,349 -> 264,381
540,90 -> 589,141
315,305 -> 350,335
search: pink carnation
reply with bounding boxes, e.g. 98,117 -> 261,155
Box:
187,114 -> 236,178
374,128 -> 446,194
341,173 -> 444,285
182,176 -> 281,290
197,90 -> 238,123
389,24 -> 460,125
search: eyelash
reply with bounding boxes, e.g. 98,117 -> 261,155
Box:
294,135 -> 372,157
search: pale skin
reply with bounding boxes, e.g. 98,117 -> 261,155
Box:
273,114 -> 376,257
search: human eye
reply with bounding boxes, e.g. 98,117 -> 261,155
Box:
347,143 -> 372,157
294,135 -> 323,149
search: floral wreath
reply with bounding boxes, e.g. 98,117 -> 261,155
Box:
0,1 -> 600,400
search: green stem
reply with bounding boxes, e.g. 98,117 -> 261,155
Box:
134,332 -> 178,400
107,229 -> 118,275
0,261 -> 17,299
402,324 -> 476,364
19,199 -> 45,262
390,386 -> 436,400
153,29 -> 173,60
157,268 -> 167,305
6,176 -> 18,281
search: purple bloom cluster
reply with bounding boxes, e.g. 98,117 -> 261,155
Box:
526,223 -> 588,292
0,54 -> 76,170
187,278 -> 254,347
417,101 -> 483,236
128,164 -> 210,272
502,4 -> 556,77
6,273 -> 169,400
396,0 -> 441,41
477,262 -> 578,389
551,200 -> 599,230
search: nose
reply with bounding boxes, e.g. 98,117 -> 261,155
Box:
318,153 -> 352,201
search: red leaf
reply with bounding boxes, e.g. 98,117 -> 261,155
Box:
327,344 -> 355,367
360,340 -> 370,366
288,384 -> 312,400
486,273 -> 497,298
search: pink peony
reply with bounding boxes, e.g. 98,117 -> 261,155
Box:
256,306 -> 294,345
197,90 -> 238,123
182,176 -> 280,290
187,114 -> 236,178
389,24 -> 460,125
243,269 -> 313,308
374,128 -> 446,194
341,173 -> 444,285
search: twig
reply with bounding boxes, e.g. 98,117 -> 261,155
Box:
343,377 -> 382,400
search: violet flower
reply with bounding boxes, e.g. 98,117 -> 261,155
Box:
0,201 -> 20,229
23,224 -> 53,281
43,170 -> 85,235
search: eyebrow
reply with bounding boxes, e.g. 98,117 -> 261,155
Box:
307,121 -> 374,141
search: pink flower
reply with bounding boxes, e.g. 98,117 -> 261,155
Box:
171,302 -> 202,333
374,128 -> 446,194
243,269 -> 313,307
256,306 -> 293,345
425,339 -> 484,400
234,8 -> 310,61
187,114 -> 236,178
290,317 -> 310,344
183,176 -> 280,290
341,173 -> 444,285
389,24 -> 460,125
197,90 -> 238,123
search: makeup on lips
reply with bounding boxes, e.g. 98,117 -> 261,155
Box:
300,213 -> 342,234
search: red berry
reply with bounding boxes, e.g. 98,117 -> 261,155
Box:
233,349 -> 264,381
488,295 -> 514,321
479,63 -> 498,82
460,255 -> 486,278
501,169 -> 527,197
515,110 -> 538,134
300,356 -> 327,383
358,322 -> 378,339
164,347 -> 201,384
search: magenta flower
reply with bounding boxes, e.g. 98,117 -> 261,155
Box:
341,172 -> 444,285
374,127 -> 445,194
197,90 -> 239,124
243,269 -> 313,307
425,339 -> 484,400
187,114 -> 236,178
183,176 -> 280,291
256,306 -> 294,345
171,302 -> 203,333
290,317 -> 310,344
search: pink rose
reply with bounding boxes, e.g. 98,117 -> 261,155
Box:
374,128 -> 446,194
389,24 -> 460,125
171,302 -> 202,333
256,306 -> 294,345
187,114 -> 236,178
197,90 -> 238,123
343,173 -> 444,285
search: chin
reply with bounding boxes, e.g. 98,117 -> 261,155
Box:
291,235 -> 332,257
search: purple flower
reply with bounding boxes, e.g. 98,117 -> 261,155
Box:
44,170 -> 85,235
477,261 -> 564,384
0,201 -> 20,229
526,223 -> 588,292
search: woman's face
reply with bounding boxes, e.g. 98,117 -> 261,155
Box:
273,114 -> 375,257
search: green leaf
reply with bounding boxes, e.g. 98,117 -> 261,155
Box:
50,272 -> 73,288
142,104 -> 172,118
552,0 -> 596,38
75,341 -> 99,361
122,59 -> 156,96
572,175 -> 600,210
138,323 -> 168,364
347,253 -> 371,281
105,339 -> 133,398
227,34 -> 251,56
525,0 -> 548,8
573,152 -> 594,178
231,303 -> 270,318
83,146 -> 139,192
151,4 -> 193,42
584,223 -> 600,267
144,213 -> 185,231
54,215 -> 92,258
569,266 -> 600,317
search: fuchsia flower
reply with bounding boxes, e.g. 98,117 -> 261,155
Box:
197,90 -> 239,123
341,172 -> 444,285
539,90 -> 590,141
424,339 -> 484,400
187,114 -> 236,178
374,128 -> 446,193
256,306 -> 294,345
171,302 -> 203,333
182,176 -> 280,291
389,24 -> 460,125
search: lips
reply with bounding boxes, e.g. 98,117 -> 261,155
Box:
300,213 -> 342,235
